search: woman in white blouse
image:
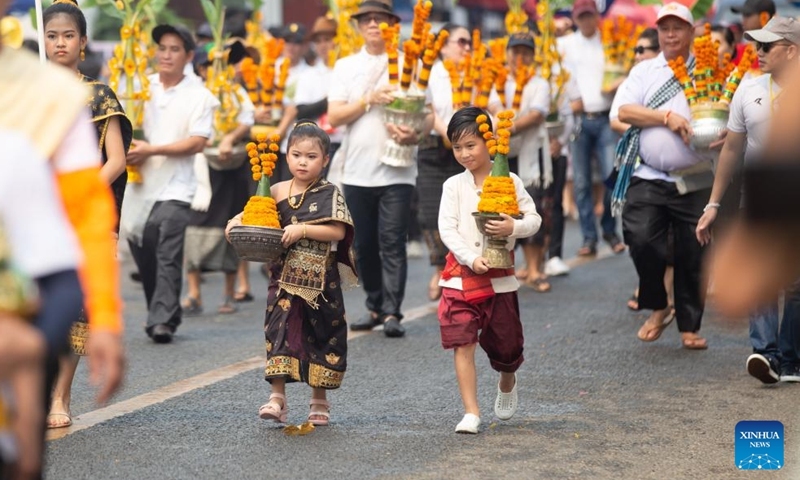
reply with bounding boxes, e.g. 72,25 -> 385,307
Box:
418,24 -> 473,301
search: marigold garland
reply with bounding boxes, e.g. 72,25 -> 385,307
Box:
667,27 -> 756,108
242,133 -> 281,228
476,111 -> 520,217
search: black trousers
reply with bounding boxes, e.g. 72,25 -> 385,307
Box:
548,155 -> 568,259
343,184 -> 413,320
622,177 -> 709,333
128,200 -> 191,333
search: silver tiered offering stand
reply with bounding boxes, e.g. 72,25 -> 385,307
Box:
381,91 -> 429,168
472,212 -> 516,269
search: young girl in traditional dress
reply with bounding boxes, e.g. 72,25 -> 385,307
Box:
42,0 -> 131,429
226,121 -> 357,426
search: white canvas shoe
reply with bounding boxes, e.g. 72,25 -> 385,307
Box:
544,257 -> 570,276
455,413 -> 481,434
494,374 -> 518,420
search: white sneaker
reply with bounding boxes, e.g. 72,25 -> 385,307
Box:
544,257 -> 570,277
455,413 -> 481,434
494,374 -> 518,420
406,240 -> 424,259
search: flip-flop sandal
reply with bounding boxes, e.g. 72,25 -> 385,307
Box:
637,313 -> 675,342
682,336 -> 708,350
525,277 -> 552,293
234,292 -> 254,303
307,399 -> 330,426
627,293 -> 641,311
218,297 -> 238,315
46,411 -> 72,429
181,297 -> 203,316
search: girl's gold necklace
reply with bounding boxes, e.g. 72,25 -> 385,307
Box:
287,177 -> 319,210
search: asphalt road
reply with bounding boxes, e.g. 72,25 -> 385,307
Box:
43,221 -> 800,479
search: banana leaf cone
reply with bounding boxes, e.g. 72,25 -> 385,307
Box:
490,152 -> 510,177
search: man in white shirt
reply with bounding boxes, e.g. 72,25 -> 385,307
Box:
328,0 -> 433,338
696,17 -> 800,383
558,0 -> 624,256
122,24 -> 219,344
615,3 -> 711,350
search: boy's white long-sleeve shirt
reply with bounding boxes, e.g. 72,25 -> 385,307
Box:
438,169 -> 542,292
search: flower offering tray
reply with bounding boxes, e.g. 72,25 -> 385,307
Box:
228,225 -> 286,263
689,103 -> 729,152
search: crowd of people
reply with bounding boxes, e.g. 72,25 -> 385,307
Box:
2,0 -> 800,474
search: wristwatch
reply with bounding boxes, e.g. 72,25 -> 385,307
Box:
703,203 -> 721,212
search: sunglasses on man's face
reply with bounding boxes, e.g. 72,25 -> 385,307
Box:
633,45 -> 658,55
357,14 -> 391,25
450,38 -> 471,47
756,41 -> 791,53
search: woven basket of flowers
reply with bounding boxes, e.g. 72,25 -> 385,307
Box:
228,133 -> 286,263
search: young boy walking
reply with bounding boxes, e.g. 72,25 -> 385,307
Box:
438,107 -> 541,433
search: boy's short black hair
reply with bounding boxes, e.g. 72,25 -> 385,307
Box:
447,106 -> 493,144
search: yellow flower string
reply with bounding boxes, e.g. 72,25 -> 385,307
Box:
534,0 -> 570,117
106,0 -> 154,184
505,0 -> 528,35
242,133 -> 281,228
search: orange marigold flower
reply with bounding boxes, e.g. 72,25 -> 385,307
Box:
479,123 -> 490,133
269,134 -> 281,143
483,132 -> 494,140
497,130 -> 511,139
259,153 -> 270,162
489,146 -> 497,156
256,133 -> 267,143
498,145 -> 510,155
258,143 -> 268,150
269,143 -> 280,152
476,114 -> 488,124
252,165 -> 261,173
486,139 -> 497,148
268,153 -> 278,161
253,173 -> 262,181
250,158 -> 260,165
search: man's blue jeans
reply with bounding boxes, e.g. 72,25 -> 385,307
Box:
570,115 -> 618,243
750,283 -> 800,370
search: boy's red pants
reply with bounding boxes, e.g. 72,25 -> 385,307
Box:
437,288 -> 524,373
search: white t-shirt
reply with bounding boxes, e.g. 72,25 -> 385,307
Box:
0,130 -> 82,278
329,47 -> 431,187
558,31 -> 612,113
489,76 -> 550,179
143,73 -> 217,203
428,61 -> 455,136
294,63 -> 344,144
278,58 -> 313,151
727,73 -> 778,163
611,53 -> 710,181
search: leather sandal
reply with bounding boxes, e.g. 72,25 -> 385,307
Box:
307,399 -> 330,426
258,393 -> 287,423
181,297 -> 203,316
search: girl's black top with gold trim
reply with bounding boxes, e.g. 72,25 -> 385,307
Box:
82,75 -> 132,217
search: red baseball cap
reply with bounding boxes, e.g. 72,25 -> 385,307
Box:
573,0 -> 599,16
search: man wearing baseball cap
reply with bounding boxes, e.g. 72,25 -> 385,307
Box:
697,16 -> 800,383
732,0 -> 776,31
558,0 -> 626,258
122,24 -> 219,343
613,2 -> 711,350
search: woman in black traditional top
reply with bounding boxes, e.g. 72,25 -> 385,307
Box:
43,0 -> 131,429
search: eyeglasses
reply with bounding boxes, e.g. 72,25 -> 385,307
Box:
357,13 -> 391,25
756,41 -> 792,53
449,38 -> 471,47
633,45 -> 658,55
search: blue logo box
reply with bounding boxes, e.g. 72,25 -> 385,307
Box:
736,420 -> 784,470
